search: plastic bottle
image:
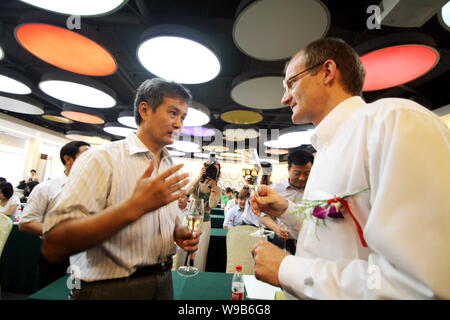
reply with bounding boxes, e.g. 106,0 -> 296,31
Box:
231,265 -> 245,300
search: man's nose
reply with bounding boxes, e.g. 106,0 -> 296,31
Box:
281,89 -> 292,107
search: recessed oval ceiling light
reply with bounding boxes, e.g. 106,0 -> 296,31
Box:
0,73 -> 32,95
356,33 -> 439,92
42,112 -> 74,124
184,101 -> 210,127
279,129 -> 314,146
0,46 -> 4,60
231,73 -> 284,110
39,73 -> 116,108
202,145 -> 229,152
438,1 -> 450,32
182,126 -> 215,137
223,125 -> 260,140
137,25 -> 220,84
117,111 -> 138,129
61,105 -> 105,124
233,0 -> 330,60
0,95 -> 44,115
19,0 -> 128,16
65,130 -> 111,145
265,148 -> 288,155
193,152 -> 211,159
103,122 -> 136,137
15,23 -> 117,76
168,150 -> 186,157
169,140 -> 201,153
221,109 -> 263,125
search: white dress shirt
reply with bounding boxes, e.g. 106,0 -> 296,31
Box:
44,134 -> 181,282
21,174 -> 67,225
0,195 -> 20,216
241,199 -> 261,227
269,180 -> 305,239
278,96 -> 450,300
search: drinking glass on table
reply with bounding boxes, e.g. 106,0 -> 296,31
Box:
177,199 -> 204,277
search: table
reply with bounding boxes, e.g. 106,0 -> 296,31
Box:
27,271 -> 236,300
0,222 -> 41,294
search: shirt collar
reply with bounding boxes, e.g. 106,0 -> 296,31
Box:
311,96 -> 366,151
283,179 -> 303,191
126,133 -> 170,161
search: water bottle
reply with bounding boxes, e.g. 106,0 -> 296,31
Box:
231,265 -> 245,300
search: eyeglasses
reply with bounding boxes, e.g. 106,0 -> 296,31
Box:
283,61 -> 325,90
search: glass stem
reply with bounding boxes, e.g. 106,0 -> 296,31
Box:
186,253 -> 191,268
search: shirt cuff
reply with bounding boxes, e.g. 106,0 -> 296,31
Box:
279,255 -> 314,299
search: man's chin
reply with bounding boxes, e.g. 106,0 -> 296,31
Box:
291,113 -> 309,125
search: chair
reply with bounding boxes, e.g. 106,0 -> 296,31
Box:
226,225 -> 262,275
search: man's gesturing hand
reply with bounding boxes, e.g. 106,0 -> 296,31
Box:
130,161 -> 190,218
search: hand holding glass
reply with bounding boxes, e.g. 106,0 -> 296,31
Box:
177,199 -> 204,277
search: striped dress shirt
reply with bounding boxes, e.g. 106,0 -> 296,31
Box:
44,134 -> 181,282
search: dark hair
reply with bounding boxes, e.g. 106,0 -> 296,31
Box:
300,38 -> 365,96
24,181 -> 39,197
225,187 -> 233,193
288,149 -> 314,167
0,177 -> 6,183
134,78 -> 192,126
0,182 -> 14,200
30,169 -> 36,173
60,141 -> 91,165
201,162 -> 221,183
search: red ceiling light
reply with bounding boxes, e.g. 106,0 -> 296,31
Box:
61,105 -> 105,124
357,33 -> 439,92
15,23 -> 117,76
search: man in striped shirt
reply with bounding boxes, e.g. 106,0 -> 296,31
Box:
42,78 -> 200,300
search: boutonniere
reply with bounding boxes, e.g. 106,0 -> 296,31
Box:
290,189 -> 369,247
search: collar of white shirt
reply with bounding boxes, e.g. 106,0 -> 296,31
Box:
311,96 -> 366,152
126,133 -> 170,161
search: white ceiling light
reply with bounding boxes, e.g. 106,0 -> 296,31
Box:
184,101 -> 210,127
39,73 -> 116,108
279,129 -> 314,146
117,111 -> 138,129
202,145 -> 229,152
439,1 -> 450,31
168,150 -> 186,157
169,140 -> 201,153
264,139 -> 301,149
231,75 -> 284,110
137,25 -> 220,84
19,0 -> 128,17
103,122 -> 136,137
0,46 -> 3,60
193,152 -> 211,159
0,95 -> 44,115
65,130 -> 111,145
0,74 -> 32,95
223,126 -> 260,140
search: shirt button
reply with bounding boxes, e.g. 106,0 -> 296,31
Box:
304,277 -> 314,287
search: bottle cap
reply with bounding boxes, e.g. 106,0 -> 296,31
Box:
235,265 -> 242,271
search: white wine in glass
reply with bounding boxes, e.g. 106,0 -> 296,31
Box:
177,199 -> 204,277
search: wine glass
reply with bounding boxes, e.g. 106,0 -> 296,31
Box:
242,165 -> 267,238
279,223 -> 289,252
177,199 -> 204,277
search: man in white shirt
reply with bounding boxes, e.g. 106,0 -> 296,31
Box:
261,149 -> 314,254
251,38 -> 450,299
19,140 -> 90,288
42,78 -> 200,300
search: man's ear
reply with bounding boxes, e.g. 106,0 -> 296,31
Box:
138,101 -> 152,122
323,59 -> 337,86
63,155 -> 74,166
